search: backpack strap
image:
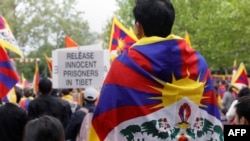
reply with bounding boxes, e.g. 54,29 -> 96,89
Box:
76,107 -> 93,141
79,107 -> 89,114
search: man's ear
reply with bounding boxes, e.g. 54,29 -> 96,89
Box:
135,21 -> 144,39
240,116 -> 249,125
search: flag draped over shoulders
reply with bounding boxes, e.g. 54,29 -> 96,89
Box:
90,35 -> 223,141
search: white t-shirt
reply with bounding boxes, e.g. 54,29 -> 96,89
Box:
225,100 -> 238,122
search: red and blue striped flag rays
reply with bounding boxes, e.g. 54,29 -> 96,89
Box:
0,46 -> 19,98
89,35 -> 223,141
108,17 -> 137,61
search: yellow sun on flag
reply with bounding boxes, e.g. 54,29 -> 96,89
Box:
117,38 -> 125,50
150,71 -> 208,109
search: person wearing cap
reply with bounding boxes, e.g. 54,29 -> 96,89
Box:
65,86 -> 98,141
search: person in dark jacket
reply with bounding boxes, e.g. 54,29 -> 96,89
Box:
0,87 -> 28,141
65,86 -> 98,141
27,78 -> 72,128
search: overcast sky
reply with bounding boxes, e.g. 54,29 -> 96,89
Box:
77,0 -> 118,33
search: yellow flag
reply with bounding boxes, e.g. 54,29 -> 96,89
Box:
184,31 -> 192,48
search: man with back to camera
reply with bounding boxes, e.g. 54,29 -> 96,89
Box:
65,86 -> 98,141
90,0 -> 223,140
27,78 -> 72,128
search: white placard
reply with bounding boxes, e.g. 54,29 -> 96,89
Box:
52,47 -> 104,89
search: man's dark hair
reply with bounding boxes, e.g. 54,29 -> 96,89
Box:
38,78 -> 52,95
235,96 -> 250,124
15,87 -> 23,103
23,115 -> 65,141
238,87 -> 250,98
133,0 -> 175,37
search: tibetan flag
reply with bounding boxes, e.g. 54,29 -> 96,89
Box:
184,31 -> 192,48
2,87 -> 17,103
0,15 -> 23,57
90,35 -> 223,141
0,46 -> 19,99
231,60 -> 237,82
21,73 -> 30,89
33,62 -> 39,93
108,17 -> 138,60
231,62 -> 249,90
65,35 -> 79,48
44,53 -> 52,78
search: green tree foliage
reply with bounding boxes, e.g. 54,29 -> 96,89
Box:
171,0 -> 250,70
0,0 -> 98,80
102,0 -> 250,71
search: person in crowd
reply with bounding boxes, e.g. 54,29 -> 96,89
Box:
60,88 -> 80,113
27,78 -> 72,128
0,87 -> 27,141
234,96 -> 250,125
65,86 -> 98,141
23,115 -> 65,141
19,87 -> 34,111
91,0 -> 223,140
226,87 -> 250,124
51,88 -> 59,97
217,80 -> 227,99
221,86 -> 235,115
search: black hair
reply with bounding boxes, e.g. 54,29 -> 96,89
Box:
38,78 -> 52,94
238,87 -> 250,98
61,89 -> 72,95
23,115 -> 65,141
133,0 -> 175,37
15,87 -> 23,103
235,96 -> 250,124
23,87 -> 34,97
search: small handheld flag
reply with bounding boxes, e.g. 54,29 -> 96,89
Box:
44,53 -> 52,78
65,35 -> 79,48
0,15 -> 23,57
33,62 -> 39,93
0,46 -> 19,98
108,17 -> 138,60
231,62 -> 249,91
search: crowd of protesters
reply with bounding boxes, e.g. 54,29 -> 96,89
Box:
214,79 -> 250,125
0,77 -> 99,141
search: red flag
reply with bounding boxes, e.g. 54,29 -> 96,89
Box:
44,53 -> 52,78
65,35 -> 79,48
108,17 -> 138,60
0,46 -> 19,98
33,62 -> 39,93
